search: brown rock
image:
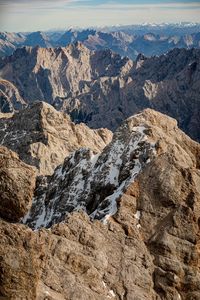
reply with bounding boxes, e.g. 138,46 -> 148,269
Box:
0,220 -> 42,300
0,213 -> 157,300
0,146 -> 36,222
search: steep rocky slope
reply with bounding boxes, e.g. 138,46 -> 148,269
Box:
0,43 -> 132,104
0,109 -> 200,300
0,101 -> 112,175
0,45 -> 199,141
0,146 -> 36,222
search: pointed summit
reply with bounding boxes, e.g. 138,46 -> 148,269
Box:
0,102 -> 112,175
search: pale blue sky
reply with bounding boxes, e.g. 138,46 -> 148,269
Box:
0,0 -> 200,32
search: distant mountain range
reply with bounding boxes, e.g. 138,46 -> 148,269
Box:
0,22 -> 200,59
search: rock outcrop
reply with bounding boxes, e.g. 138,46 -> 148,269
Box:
0,212 -> 158,300
0,146 -> 36,222
0,101 -> 112,175
0,109 -> 200,300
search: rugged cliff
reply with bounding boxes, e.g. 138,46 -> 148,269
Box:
1,109 -> 199,299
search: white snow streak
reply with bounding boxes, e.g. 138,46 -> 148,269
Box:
24,123 -> 157,229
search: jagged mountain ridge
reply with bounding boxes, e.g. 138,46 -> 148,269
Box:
0,43 -> 132,105
0,109 -> 199,299
1,27 -> 200,59
23,112 -> 157,229
23,109 -> 200,230
0,45 -> 199,142
0,102 -> 112,175
57,29 -> 200,59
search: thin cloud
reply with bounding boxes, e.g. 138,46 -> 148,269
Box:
0,0 -> 79,6
81,2 -> 200,9
1,1 -> 200,32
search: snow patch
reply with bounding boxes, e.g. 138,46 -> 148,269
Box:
134,210 -> 141,220
107,290 -> 116,298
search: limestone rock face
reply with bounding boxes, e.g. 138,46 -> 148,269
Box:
133,155 -> 200,300
0,220 -> 41,300
0,213 -> 157,300
0,101 -> 112,175
23,109 -> 158,229
0,44 -> 132,105
0,110 -> 200,300
0,146 -> 36,222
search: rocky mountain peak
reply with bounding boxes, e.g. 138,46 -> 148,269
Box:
0,43 -> 134,107
24,31 -> 51,47
23,108 -> 199,230
0,101 -> 112,175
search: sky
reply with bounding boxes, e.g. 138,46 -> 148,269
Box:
0,0 -> 200,32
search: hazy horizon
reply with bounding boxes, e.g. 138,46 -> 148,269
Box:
0,0 -> 200,32
2,22 -> 200,34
